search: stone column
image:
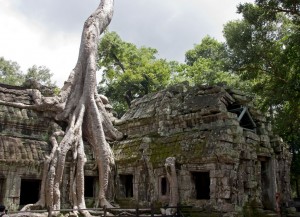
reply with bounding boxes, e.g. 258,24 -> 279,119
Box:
4,171 -> 21,211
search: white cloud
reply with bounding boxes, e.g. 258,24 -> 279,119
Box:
0,0 -> 254,87
0,0 -> 82,86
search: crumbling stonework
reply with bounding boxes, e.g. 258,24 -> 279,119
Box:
113,83 -> 291,216
0,83 -> 292,216
0,84 -> 99,211
0,84 -> 54,210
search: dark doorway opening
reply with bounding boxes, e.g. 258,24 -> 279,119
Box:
120,174 -> 133,198
84,176 -> 95,197
161,177 -> 168,196
192,172 -> 210,200
20,179 -> 41,205
0,178 -> 5,204
261,160 -> 272,209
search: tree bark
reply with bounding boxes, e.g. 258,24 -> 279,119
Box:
13,0 -> 120,216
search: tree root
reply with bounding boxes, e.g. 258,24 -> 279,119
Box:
9,0 -> 118,216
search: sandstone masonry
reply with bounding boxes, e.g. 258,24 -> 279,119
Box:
113,83 -> 291,216
0,83 -> 292,216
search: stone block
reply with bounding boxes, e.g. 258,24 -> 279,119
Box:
221,202 -> 235,212
244,131 -> 260,141
245,181 -> 257,189
232,93 -> 251,103
230,171 -> 237,179
210,170 -> 224,178
257,127 -> 268,135
225,119 -> 240,126
220,189 -> 231,199
260,135 -> 270,147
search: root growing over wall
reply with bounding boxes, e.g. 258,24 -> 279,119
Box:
3,0 -> 121,216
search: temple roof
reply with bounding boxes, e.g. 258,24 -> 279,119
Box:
113,83 -> 277,167
0,136 -> 50,165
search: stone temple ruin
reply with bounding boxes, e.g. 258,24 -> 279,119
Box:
0,82 -> 292,216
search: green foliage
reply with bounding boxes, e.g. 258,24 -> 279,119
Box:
179,36 -> 249,90
0,57 -> 56,90
97,33 -> 252,117
0,57 -> 25,85
25,65 -> 56,87
185,36 -> 228,67
255,0 -> 300,20
224,2 -> 300,107
98,31 -> 174,116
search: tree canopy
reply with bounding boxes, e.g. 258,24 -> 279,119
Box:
98,31 -> 173,116
0,56 -> 55,88
96,33 -> 253,116
175,36 -> 248,90
0,57 -> 24,85
25,65 -> 55,87
224,3 -> 300,108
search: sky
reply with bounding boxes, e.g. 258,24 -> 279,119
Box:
0,0 -> 253,87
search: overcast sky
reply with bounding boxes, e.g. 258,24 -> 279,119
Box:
0,0 -> 253,87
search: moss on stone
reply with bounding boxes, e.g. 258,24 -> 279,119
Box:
115,198 -> 138,208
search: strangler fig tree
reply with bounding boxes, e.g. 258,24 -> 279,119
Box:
0,0 -> 122,216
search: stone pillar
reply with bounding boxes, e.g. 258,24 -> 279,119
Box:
260,157 -> 277,210
4,171 -> 21,211
269,157 -> 277,209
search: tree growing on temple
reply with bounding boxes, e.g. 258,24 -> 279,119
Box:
1,0 -> 121,216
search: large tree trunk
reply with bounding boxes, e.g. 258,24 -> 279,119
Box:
9,0 -> 120,216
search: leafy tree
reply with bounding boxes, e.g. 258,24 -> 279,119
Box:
0,57 -> 25,85
224,2 -> 300,107
223,1 -> 300,196
179,36 -> 249,89
98,31 -> 173,116
185,36 -> 228,67
25,65 -> 55,86
0,57 -> 56,89
255,0 -> 300,18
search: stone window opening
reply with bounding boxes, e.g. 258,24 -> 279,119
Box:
160,177 -> 169,196
19,179 -> 41,206
260,158 -> 273,209
228,104 -> 256,132
0,178 -> 5,204
191,172 -> 210,200
119,174 -> 133,198
84,176 -> 95,198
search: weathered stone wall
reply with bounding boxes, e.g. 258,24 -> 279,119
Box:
0,83 -> 292,216
0,84 -> 104,210
113,83 -> 291,215
0,85 -> 54,209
